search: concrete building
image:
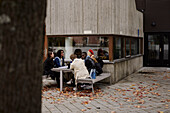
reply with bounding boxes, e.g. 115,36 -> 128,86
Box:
45,0 -> 143,84
136,0 -> 170,67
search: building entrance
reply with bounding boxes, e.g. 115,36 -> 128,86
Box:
144,33 -> 170,67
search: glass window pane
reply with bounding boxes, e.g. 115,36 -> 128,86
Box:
163,36 -> 169,60
126,39 -> 130,56
131,38 -> 139,55
148,35 -> 160,60
114,38 -> 121,59
114,38 -> 125,59
121,38 -> 125,58
139,39 -> 142,54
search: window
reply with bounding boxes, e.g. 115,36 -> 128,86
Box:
114,38 -> 125,59
48,36 -> 109,59
126,38 -> 130,56
131,38 -> 139,55
47,36 -> 143,61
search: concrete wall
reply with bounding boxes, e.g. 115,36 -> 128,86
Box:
102,55 -> 143,84
46,0 -> 143,37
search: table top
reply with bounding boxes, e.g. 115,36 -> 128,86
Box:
51,66 -> 73,72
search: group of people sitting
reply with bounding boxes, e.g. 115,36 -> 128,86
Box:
43,48 -> 107,89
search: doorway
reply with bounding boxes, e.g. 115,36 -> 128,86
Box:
144,33 -> 170,67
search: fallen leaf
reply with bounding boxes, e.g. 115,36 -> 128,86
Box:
134,105 -> 146,108
138,100 -> 145,104
57,99 -> 61,101
122,94 -> 126,96
124,97 -> 129,99
158,111 -> 164,113
161,100 -> 166,103
89,97 -> 94,100
81,101 -> 89,105
111,111 -> 116,113
156,93 -> 161,96
167,99 -> 170,102
87,107 -> 91,109
81,109 -> 86,111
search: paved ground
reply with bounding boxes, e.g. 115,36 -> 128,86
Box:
42,67 -> 170,113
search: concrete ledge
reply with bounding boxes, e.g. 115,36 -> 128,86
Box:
102,55 -> 143,84
103,54 -> 143,64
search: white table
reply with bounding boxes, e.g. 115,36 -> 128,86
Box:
51,66 -> 73,91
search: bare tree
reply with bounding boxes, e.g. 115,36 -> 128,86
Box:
0,1 -> 46,113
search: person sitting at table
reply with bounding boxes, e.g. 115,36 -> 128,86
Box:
70,53 -> 90,89
66,54 -> 77,86
74,49 -> 82,58
43,51 -> 60,88
85,49 -> 96,74
81,52 -> 87,60
54,49 -> 69,84
54,49 -> 65,68
68,54 -> 76,68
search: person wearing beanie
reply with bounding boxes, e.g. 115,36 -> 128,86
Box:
85,49 -> 96,73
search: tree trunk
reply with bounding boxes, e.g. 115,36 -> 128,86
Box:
0,1 -> 46,113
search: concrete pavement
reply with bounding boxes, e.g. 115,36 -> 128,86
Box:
42,67 -> 170,113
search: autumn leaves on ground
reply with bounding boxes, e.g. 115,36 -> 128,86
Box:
42,68 -> 170,113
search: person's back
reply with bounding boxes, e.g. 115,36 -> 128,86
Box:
70,58 -> 89,80
43,57 -> 53,75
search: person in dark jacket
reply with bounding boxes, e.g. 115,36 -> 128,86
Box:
85,49 -> 96,74
85,49 -> 103,76
43,51 -> 60,88
43,51 -> 54,76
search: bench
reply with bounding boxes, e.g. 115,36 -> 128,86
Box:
76,73 -> 111,93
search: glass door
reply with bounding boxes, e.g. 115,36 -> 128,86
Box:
144,33 -> 170,67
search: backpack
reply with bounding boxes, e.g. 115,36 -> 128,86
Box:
95,62 -> 103,76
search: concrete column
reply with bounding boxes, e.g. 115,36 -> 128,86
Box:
65,37 -> 73,59
43,35 -> 48,62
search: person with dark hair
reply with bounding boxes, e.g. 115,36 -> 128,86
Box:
97,49 -> 103,57
97,49 -> 107,60
96,49 -> 105,68
74,49 -> 82,58
43,51 -> 60,88
81,52 -> 87,60
43,51 -> 54,76
54,49 -> 65,68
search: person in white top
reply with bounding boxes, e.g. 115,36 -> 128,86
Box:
70,55 -> 90,85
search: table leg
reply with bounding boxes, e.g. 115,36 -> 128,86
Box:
60,70 -> 63,91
